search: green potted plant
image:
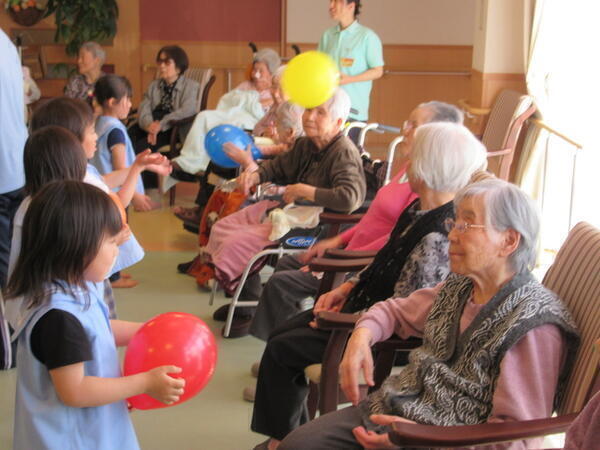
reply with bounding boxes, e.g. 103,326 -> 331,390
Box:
44,0 -> 119,56
5,0 -> 46,27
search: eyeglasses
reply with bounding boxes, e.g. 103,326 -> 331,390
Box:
444,218 -> 486,234
156,58 -> 173,66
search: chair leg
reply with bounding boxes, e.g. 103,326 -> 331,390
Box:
169,186 -> 176,206
307,381 -> 319,420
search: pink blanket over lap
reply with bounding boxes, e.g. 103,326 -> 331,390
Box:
205,200 -> 280,283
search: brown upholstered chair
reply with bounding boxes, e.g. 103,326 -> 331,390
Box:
460,90 -> 536,181
387,222 -> 600,447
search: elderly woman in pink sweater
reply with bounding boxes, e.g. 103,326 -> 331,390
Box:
279,179 -> 580,450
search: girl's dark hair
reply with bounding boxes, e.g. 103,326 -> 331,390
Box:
157,45 -> 189,74
6,181 -> 122,309
95,74 -> 133,106
24,126 -> 87,196
30,97 -> 94,141
347,0 -> 361,17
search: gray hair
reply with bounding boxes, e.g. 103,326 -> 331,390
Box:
254,48 -> 281,75
276,101 -> 304,137
419,101 -> 464,124
80,41 -> 106,65
410,122 -> 487,192
324,88 -> 351,126
454,179 -> 540,273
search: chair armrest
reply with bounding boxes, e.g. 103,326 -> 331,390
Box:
325,249 -> 378,259
319,212 -> 365,225
168,115 -> 197,128
309,257 -> 373,273
389,413 -> 578,447
373,335 -> 421,352
486,147 -> 513,157
315,311 -> 358,330
458,98 -> 491,116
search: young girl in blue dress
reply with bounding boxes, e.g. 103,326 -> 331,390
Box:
6,181 -> 185,450
92,74 -> 157,213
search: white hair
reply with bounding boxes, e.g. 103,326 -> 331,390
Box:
454,179 -> 540,273
410,122 -> 488,192
324,88 -> 351,126
80,41 -> 106,65
276,101 -> 304,137
254,48 -> 281,75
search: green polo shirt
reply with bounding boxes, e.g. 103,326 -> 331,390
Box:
318,20 -> 384,121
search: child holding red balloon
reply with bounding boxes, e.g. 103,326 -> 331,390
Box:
5,181 -> 184,450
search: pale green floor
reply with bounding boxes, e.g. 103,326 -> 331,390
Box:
0,251 -> 268,450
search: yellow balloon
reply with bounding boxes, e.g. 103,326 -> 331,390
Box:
282,51 -> 339,108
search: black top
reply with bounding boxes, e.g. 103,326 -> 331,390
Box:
30,309 -> 92,370
107,128 -> 126,149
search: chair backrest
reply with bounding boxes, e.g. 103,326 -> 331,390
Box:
184,67 -> 214,111
542,222 -> 600,414
482,90 -> 536,180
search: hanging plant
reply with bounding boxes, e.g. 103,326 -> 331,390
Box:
43,0 -> 118,56
5,0 -> 46,27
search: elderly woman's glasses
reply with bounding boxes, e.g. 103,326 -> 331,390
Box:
444,218 -> 486,234
156,58 -> 173,66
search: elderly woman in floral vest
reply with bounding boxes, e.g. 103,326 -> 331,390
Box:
279,179 -> 580,450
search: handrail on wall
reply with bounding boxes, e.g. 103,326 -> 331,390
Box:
531,119 -> 582,149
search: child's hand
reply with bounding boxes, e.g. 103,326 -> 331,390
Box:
132,193 -> 156,212
135,151 -> 172,176
116,224 -> 131,246
143,365 -> 185,405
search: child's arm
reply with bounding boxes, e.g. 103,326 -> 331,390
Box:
102,168 -> 131,189
50,363 -> 185,408
110,319 -> 142,347
111,143 -> 128,171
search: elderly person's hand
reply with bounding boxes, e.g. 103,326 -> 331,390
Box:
309,280 -> 355,329
223,142 -> 254,169
236,169 -> 260,195
282,183 -> 316,204
147,121 -> 161,136
352,415 -> 417,449
299,235 -> 344,264
339,327 -> 375,405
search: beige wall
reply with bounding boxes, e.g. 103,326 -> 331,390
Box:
287,0 -> 476,45
473,0 -> 527,74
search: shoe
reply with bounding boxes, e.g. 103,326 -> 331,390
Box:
212,304 -> 256,322
221,316 -> 252,338
252,438 -> 271,450
251,361 -> 260,378
110,278 -> 139,288
243,385 -> 256,402
177,260 -> 194,274
173,206 -> 202,223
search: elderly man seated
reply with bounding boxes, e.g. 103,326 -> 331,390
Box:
277,179 -> 580,450
249,122 -> 489,449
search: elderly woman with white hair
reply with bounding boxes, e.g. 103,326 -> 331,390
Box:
237,87 -> 365,213
64,41 -> 106,105
277,179 -> 580,450
249,122 -> 489,450
171,48 -> 282,178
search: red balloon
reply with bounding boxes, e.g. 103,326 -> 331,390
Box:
123,312 -> 217,410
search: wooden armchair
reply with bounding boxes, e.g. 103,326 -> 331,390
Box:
388,222 -> 600,447
460,90 -> 536,181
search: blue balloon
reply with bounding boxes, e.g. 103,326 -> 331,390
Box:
204,124 -> 263,169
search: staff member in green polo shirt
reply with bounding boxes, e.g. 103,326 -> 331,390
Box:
318,0 -> 384,137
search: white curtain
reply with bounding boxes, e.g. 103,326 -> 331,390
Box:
516,0 -> 600,257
